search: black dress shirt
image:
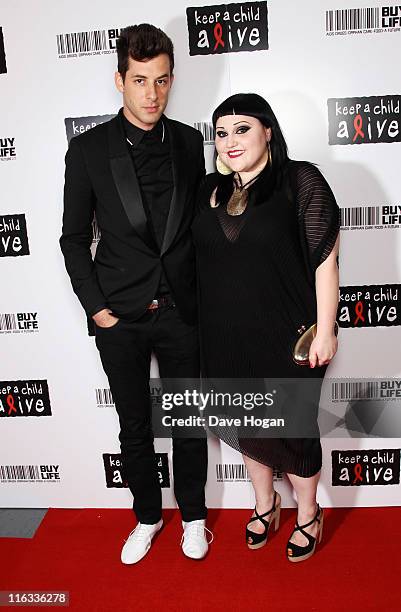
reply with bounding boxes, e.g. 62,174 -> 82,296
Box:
122,114 -> 173,296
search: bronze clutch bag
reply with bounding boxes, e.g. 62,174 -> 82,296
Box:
293,322 -> 339,366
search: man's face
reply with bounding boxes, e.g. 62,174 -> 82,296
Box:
115,53 -> 174,130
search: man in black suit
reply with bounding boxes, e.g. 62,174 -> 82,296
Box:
60,24 -> 209,564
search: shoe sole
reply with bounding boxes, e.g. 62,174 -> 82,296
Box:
287,543 -> 316,562
247,499 -> 281,550
182,551 -> 208,560
287,509 -> 323,562
246,493 -> 281,550
121,522 -> 163,565
247,538 -> 267,550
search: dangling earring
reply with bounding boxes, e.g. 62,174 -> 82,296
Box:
216,155 -> 232,175
267,142 -> 272,165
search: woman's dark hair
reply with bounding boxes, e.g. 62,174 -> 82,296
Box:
213,93 -> 289,171
117,24 -> 174,81
212,93 -> 290,206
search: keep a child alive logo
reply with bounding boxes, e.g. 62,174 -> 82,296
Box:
328,95 -> 400,145
338,284 -> 401,328
0,214 -> 30,257
0,380 -> 52,417
103,453 -> 170,488
332,449 -> 400,486
186,1 -> 268,56
64,114 -> 115,144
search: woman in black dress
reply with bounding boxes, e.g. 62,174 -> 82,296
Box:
192,94 -> 340,562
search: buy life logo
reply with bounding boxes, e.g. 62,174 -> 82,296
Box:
40,465 -> 60,481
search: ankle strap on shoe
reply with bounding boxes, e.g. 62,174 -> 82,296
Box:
294,504 -> 322,532
249,491 -> 278,526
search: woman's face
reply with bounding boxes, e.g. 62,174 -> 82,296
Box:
214,114 -> 271,175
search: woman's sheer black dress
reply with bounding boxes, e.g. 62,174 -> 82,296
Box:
192,161 -> 340,477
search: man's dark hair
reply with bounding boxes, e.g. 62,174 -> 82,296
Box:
117,24 -> 174,81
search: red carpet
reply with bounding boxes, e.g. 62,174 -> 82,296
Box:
1,507 -> 400,611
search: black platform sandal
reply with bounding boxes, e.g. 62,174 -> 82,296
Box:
287,504 -> 324,562
246,491 -> 281,550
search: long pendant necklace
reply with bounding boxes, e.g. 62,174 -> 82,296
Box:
226,173 -> 260,216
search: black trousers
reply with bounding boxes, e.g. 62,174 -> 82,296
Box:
95,305 -> 208,523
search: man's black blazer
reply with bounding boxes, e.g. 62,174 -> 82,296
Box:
60,109 -> 205,325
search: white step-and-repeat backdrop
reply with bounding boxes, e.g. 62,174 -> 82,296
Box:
1,0 -> 401,509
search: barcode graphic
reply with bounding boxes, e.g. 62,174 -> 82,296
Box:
194,122 -> 215,143
341,206 -> 381,227
216,463 -> 249,481
57,30 -> 108,55
0,313 -> 17,331
326,7 -> 380,32
216,463 -> 282,481
96,388 -> 114,406
0,465 -> 40,481
331,381 -> 380,401
92,218 -> 101,242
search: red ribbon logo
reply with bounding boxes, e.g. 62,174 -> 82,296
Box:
213,22 -> 225,51
352,114 -> 365,142
7,394 -> 17,416
354,301 -> 365,325
353,463 -> 363,484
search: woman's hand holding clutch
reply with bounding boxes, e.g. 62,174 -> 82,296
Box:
308,332 -> 338,368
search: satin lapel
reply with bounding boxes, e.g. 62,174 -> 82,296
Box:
107,113 -> 156,251
161,119 -> 189,256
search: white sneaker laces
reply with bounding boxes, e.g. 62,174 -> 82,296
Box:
181,522 -> 214,545
126,523 -> 153,544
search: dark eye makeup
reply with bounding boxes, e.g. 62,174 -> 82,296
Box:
216,125 -> 251,138
236,125 -> 251,134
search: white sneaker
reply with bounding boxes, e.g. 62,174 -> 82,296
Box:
181,519 -> 213,560
121,519 -> 163,564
